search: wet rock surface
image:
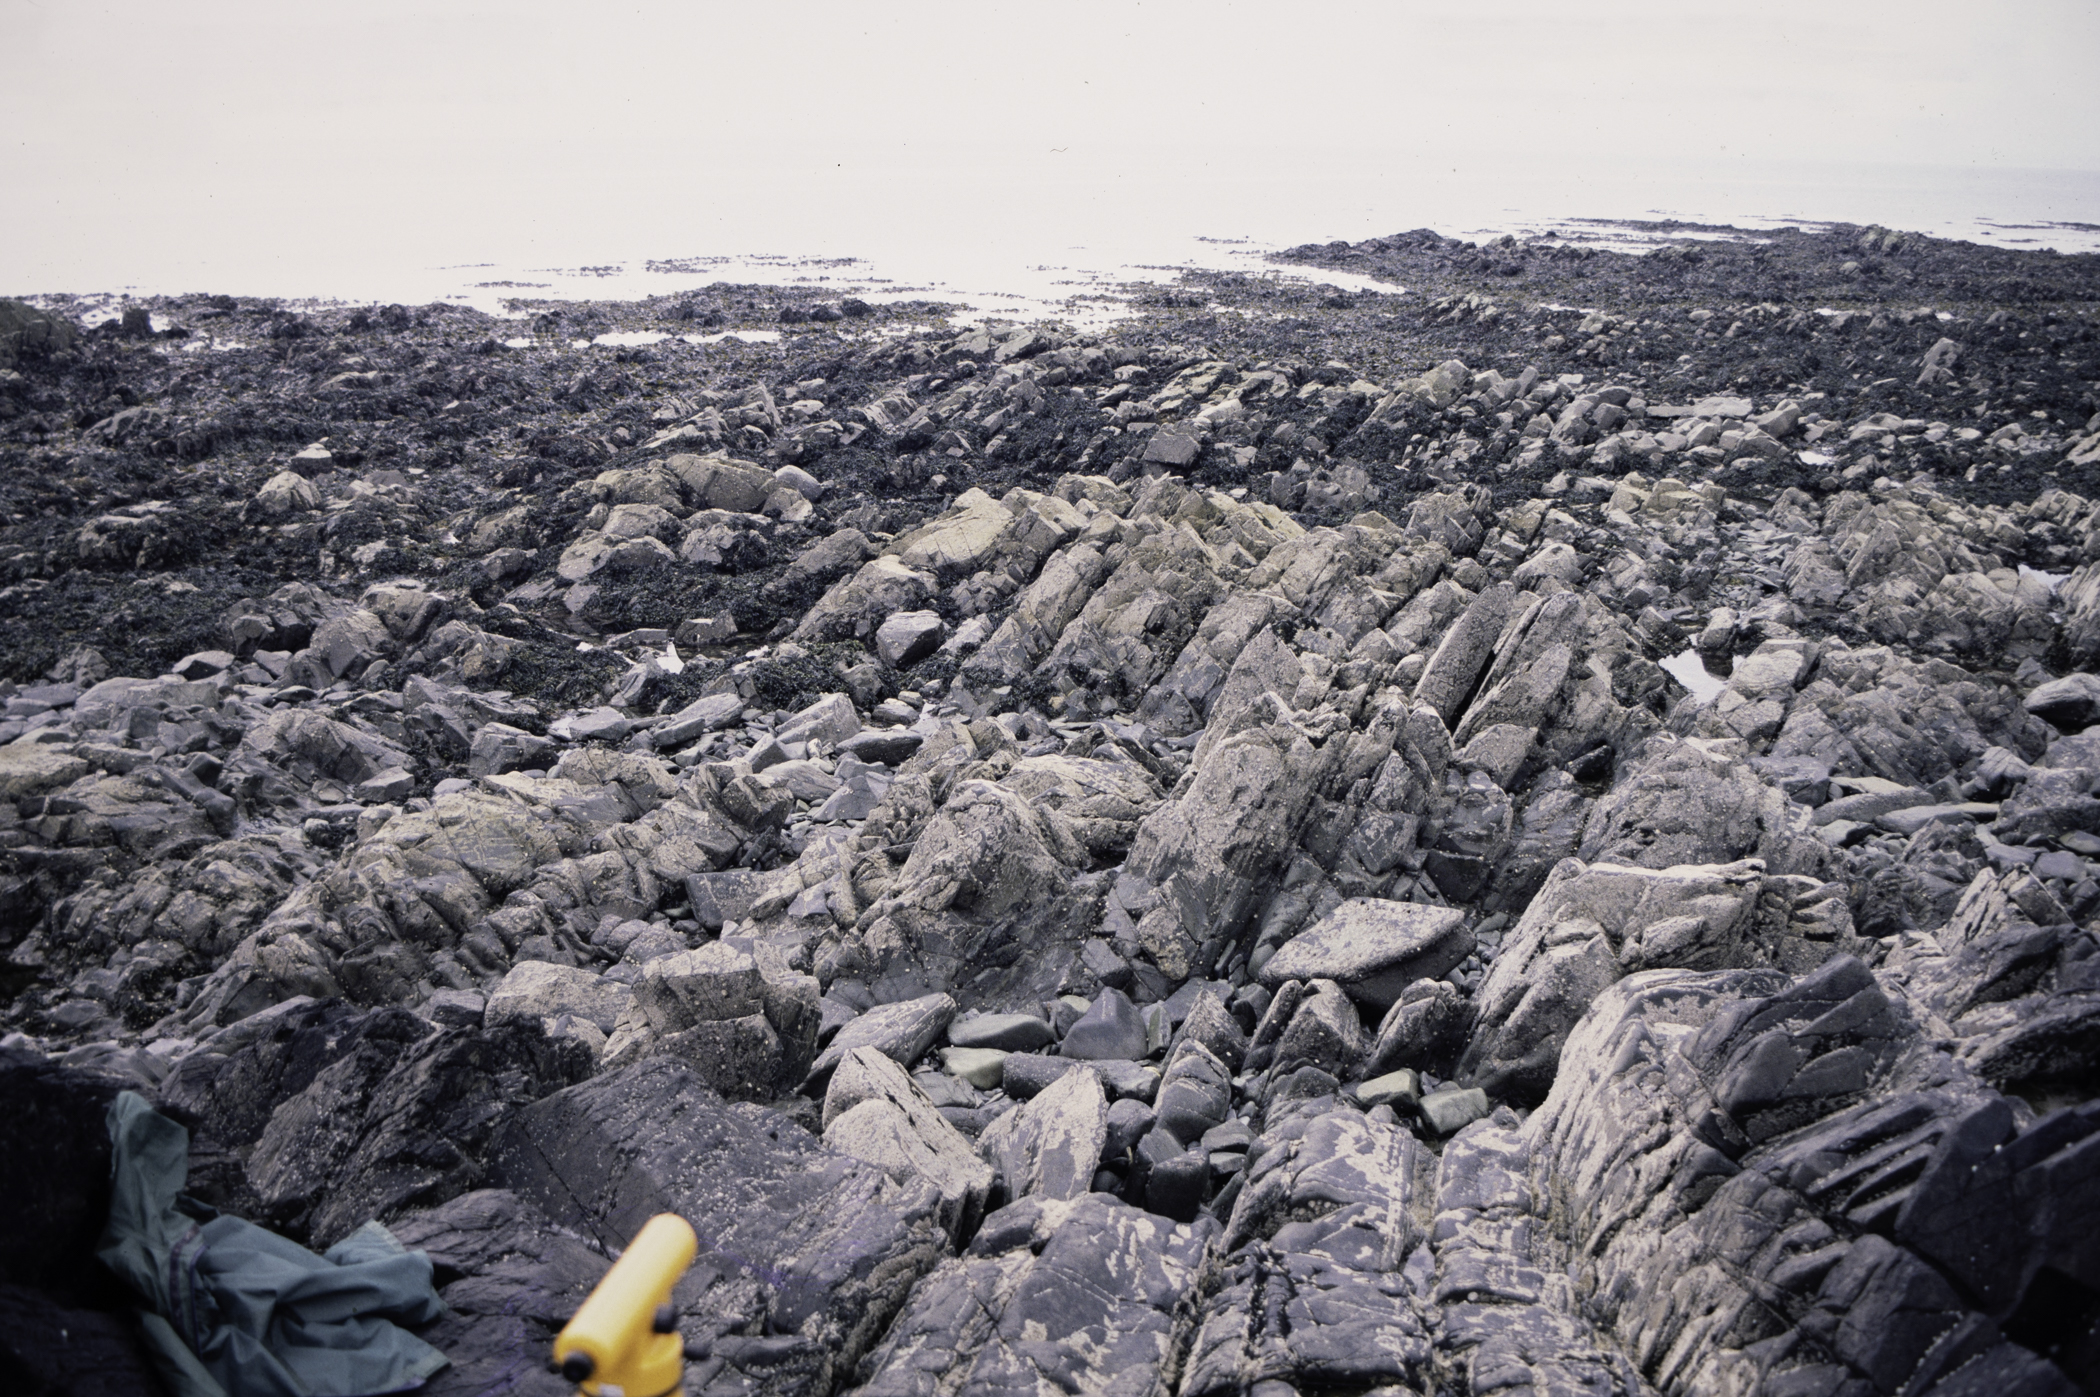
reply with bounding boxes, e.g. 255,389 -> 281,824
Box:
5,222 -> 2100,1394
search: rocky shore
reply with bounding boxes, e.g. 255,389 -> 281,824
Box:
3,219 -> 2099,1395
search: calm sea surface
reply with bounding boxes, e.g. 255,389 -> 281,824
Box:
22,154 -> 2100,326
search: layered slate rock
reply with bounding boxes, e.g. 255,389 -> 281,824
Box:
488,1056 -> 949,1397
849,1193 -> 1216,1397
1880,866 -> 2100,1101
1183,1109 -> 1437,1396
10,235 -> 2100,1397
1521,960 -> 2097,1395
1425,1118 -> 1642,1394
976,1067 -> 1110,1204
169,1004 -> 595,1246
1460,855 -> 1859,1098
390,1187 -> 611,1397
822,1047 -> 995,1242
1257,897 -> 1473,1008
1578,735 -> 1827,875
838,770 -> 1103,998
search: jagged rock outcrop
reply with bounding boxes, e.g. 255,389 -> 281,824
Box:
6,230 -> 2100,1394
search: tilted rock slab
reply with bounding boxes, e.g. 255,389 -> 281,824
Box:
1522,958 -> 2098,1395
489,1056 -> 949,1397
1461,855 -> 1860,1097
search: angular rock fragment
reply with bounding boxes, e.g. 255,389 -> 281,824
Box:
1366,978 -> 1468,1074
634,941 -> 763,1029
808,992 -> 957,1080
822,1047 -> 994,1241
1059,987 -> 1148,1060
874,610 -> 944,669
605,940 -> 820,1098
1153,1040 -> 1232,1146
485,960 -> 630,1034
1257,898 -> 1472,1008
469,722 -> 555,776
976,1066 -> 1109,1203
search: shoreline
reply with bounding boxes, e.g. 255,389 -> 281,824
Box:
4,215 -> 2100,1393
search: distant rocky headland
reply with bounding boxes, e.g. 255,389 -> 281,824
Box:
3,219 -> 2098,1395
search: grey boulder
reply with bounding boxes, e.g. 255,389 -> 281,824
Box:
468,723 -> 555,777
607,941 -> 821,1100
821,1047 -> 994,1242
946,1011 -> 1056,1053
809,992 -> 957,1080
977,1066 -> 1109,1203
874,610 -> 944,669
1257,898 -> 1474,1008
485,960 -> 631,1035
2024,671 -> 2100,731
1058,987 -> 1149,1061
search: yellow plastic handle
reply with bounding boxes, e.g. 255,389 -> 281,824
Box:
554,1213 -> 698,1397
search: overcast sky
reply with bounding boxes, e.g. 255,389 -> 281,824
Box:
5,1 -> 2098,295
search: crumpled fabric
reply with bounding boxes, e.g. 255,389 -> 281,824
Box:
97,1091 -> 449,1397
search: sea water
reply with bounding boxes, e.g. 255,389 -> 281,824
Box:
17,151 -> 2100,326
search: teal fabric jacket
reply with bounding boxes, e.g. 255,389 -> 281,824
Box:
97,1091 -> 449,1397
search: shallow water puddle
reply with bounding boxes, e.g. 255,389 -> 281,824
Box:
1660,648 -> 1729,703
499,329 -> 786,350
2019,563 -> 2069,594
687,329 -> 781,345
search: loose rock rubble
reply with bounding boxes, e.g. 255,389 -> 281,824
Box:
4,222 -> 2100,1394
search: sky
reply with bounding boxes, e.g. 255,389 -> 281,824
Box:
5,1 -> 2098,302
